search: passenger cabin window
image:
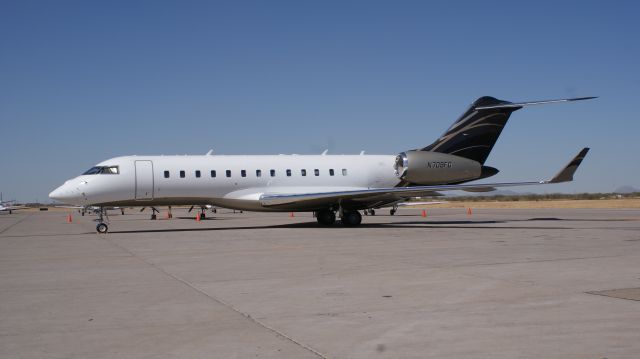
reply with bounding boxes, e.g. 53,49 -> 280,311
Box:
195,170 -> 201,178
329,169 -> 335,176
256,169 -> 262,177
164,171 -> 170,178
180,170 -> 185,178
270,169 -> 276,177
286,169 -> 291,177
314,169 -> 319,176
342,169 -> 348,176
211,170 -> 216,178
82,166 -> 120,175
301,169 -> 306,176
226,170 -> 232,177
241,170 -> 246,177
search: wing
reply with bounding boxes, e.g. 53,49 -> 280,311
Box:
260,148 -> 589,210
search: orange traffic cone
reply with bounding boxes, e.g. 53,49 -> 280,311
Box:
421,209 -> 427,217
196,213 -> 201,221
467,208 -> 473,216
67,214 -> 73,223
289,212 -> 295,218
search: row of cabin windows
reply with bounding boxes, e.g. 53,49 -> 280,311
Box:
163,168 -> 348,179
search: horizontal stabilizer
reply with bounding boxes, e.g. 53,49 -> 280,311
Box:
475,96 -> 597,110
547,147 -> 590,183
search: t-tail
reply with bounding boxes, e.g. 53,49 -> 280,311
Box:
421,96 -> 597,166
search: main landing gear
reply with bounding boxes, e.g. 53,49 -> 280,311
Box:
315,209 -> 362,226
341,210 -> 362,226
316,209 -> 336,225
390,205 -> 398,216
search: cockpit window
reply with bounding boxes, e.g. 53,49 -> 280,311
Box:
82,166 -> 119,175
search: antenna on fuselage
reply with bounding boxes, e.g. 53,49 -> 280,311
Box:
206,149 -> 214,156
321,149 -> 328,155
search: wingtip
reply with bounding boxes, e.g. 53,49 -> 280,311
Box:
548,147 -> 590,183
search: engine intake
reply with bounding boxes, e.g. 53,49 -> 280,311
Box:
394,151 -> 482,185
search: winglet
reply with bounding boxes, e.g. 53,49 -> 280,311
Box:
547,148 -> 590,183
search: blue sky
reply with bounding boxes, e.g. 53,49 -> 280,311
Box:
1,0 -> 638,202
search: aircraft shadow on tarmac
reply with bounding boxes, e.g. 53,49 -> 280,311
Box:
108,218 -> 573,234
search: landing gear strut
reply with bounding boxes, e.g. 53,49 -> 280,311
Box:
390,205 -> 398,216
150,207 -> 159,220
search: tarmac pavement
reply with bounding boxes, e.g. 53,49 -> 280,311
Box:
1,208 -> 639,358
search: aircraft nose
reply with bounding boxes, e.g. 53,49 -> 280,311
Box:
49,183 -> 82,204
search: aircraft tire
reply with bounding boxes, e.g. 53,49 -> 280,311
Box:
201,213 -> 206,219
316,210 -> 336,225
96,223 -> 108,234
341,210 -> 362,226
150,214 -> 157,220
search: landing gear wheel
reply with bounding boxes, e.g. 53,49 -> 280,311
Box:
200,212 -> 206,219
390,209 -> 396,216
96,223 -> 108,234
316,210 -> 336,225
341,210 -> 362,226
150,214 -> 157,220
370,209 -> 375,216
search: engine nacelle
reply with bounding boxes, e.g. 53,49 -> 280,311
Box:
394,151 -> 482,185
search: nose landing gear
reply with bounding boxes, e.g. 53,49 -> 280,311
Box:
95,207 -> 109,234
96,222 -> 108,233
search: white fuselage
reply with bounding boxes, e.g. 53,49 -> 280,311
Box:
49,154 -> 401,211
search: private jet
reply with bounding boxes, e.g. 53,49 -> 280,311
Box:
0,201 -> 27,214
49,96 -> 594,233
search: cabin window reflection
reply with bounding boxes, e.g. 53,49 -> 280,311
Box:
314,169 -> 319,176
195,170 -> 201,178
211,170 -> 216,178
270,169 -> 276,177
104,166 -> 119,174
241,170 -> 247,177
164,171 -> 170,178
342,169 -> 348,176
180,170 -> 185,178
256,169 -> 262,177
226,170 -> 232,177
329,169 -> 335,176
301,169 -> 306,176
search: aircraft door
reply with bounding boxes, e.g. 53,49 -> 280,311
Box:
135,160 -> 154,200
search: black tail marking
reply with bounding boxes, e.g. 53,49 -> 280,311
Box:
421,96 -> 521,164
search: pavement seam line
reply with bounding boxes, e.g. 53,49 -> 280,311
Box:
0,214 -> 33,235
103,237 -> 328,359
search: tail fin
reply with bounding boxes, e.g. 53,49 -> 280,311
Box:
422,96 -> 596,164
